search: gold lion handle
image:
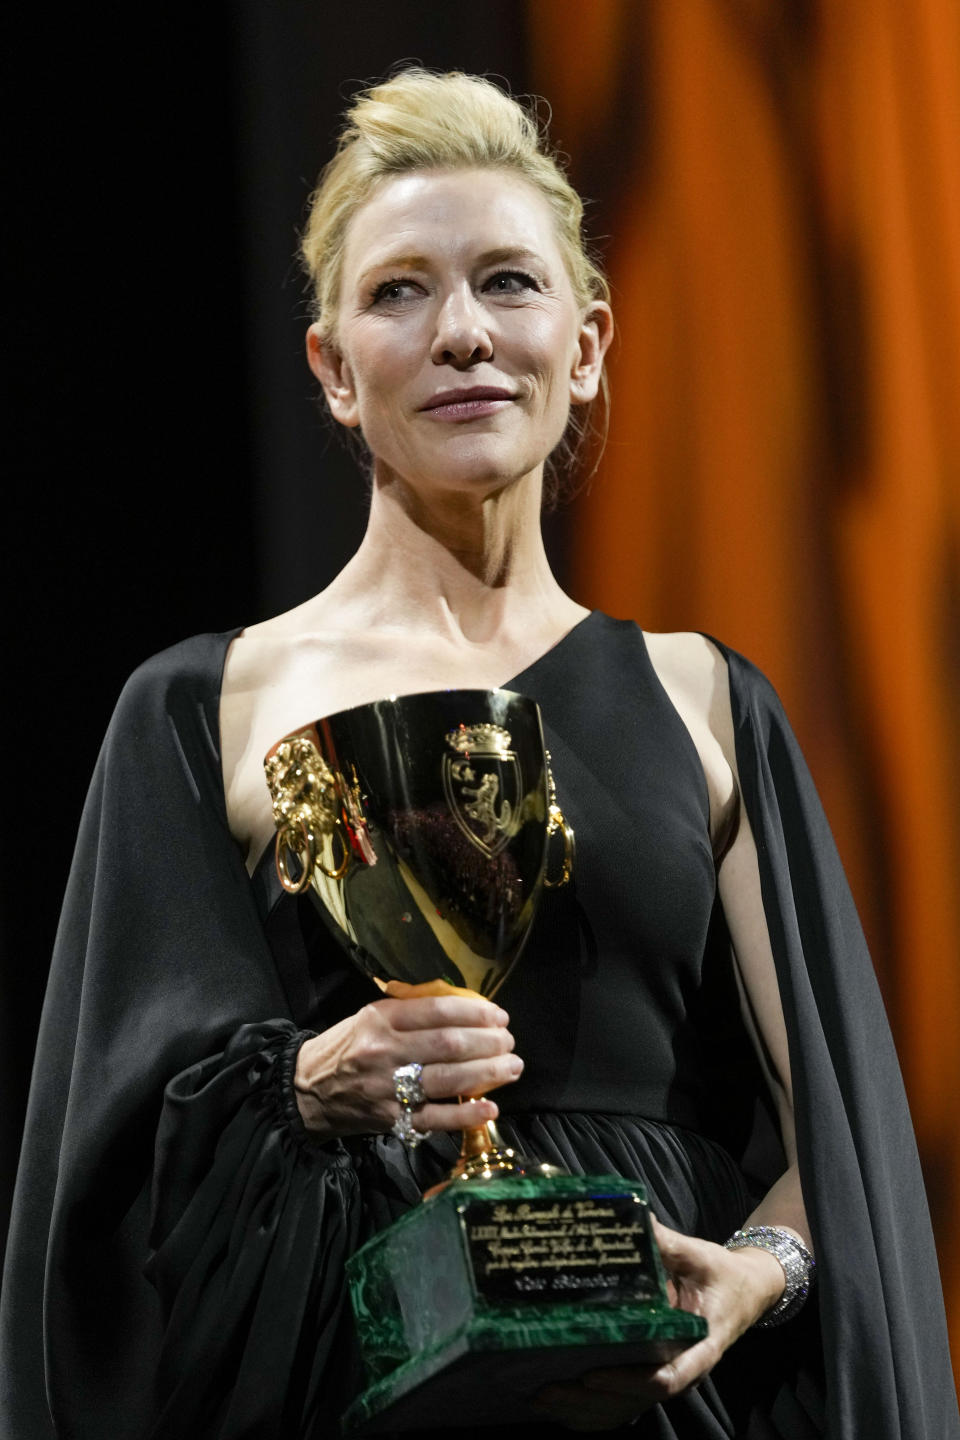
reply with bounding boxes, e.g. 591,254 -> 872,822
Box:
275,817 -> 350,892
544,750 -> 575,888
265,735 -> 352,893
275,818 -> 316,894
544,803 -> 575,888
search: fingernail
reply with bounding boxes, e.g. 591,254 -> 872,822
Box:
508,1056 -> 524,1076
494,1006 -> 509,1023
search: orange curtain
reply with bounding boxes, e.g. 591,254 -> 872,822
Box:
528,0 -> 960,1377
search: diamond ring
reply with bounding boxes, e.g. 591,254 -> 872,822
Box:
393,1062 -> 427,1109
391,1109 -> 430,1148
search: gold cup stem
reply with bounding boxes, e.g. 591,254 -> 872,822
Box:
422,1107 -> 563,1199
460,1114 -> 505,1159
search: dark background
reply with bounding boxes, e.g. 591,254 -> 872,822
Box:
2,3 -> 541,1264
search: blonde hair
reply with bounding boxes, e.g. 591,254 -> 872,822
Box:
301,68 -> 610,497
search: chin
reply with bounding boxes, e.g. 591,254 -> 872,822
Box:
429,437 -> 550,493
438,466 -> 535,502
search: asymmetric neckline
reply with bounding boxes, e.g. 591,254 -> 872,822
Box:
247,609 -> 603,886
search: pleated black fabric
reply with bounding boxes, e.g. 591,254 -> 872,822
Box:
1,615 -> 956,1439
145,1022 -> 362,1439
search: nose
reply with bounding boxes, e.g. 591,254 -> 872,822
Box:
430,285 -> 493,367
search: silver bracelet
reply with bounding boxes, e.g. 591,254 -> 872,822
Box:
724,1226 -> 815,1328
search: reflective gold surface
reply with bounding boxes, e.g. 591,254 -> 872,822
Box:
264,690 -> 572,1185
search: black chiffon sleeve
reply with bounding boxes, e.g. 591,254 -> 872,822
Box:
0,632 -> 367,1440
145,1020 -> 361,1439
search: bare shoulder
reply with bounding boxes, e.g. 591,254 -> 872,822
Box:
642,629 -> 727,690
642,631 -> 739,850
219,620 -> 354,865
642,631 -> 735,760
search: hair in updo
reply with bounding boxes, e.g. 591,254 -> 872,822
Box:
301,68 -> 610,497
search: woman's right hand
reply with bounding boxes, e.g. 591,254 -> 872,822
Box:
292,991 -> 522,1141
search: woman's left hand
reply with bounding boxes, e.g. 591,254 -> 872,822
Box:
530,1216 -> 785,1431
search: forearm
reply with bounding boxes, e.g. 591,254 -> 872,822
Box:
716,1161 -> 815,1327
742,1161 -> 813,1253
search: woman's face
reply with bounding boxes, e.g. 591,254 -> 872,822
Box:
308,168 -> 611,502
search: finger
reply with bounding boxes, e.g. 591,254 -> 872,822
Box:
645,1336 -> 721,1399
649,1213 -> 690,1260
384,996 -> 510,1031
408,1096 -> 500,1133
580,1363 -> 660,1397
406,1023 -> 516,1067
583,1356 -> 687,1408
649,1214 -> 713,1276
384,978 -> 486,1003
422,1052 -> 523,1100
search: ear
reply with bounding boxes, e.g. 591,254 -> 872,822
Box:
306,323 -> 361,428
569,301 -> 614,406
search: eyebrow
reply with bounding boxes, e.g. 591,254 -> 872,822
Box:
356,246 -> 549,288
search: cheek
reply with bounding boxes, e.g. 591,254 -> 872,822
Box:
353,340 -> 406,397
348,346 -> 415,443
520,315 -> 577,396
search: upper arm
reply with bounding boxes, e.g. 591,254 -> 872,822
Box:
707,643 -> 797,1163
644,632 -> 797,1162
716,804 -> 797,1163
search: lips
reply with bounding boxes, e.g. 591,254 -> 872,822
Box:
419,386 -> 516,412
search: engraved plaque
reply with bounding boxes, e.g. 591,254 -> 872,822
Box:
459,1191 -> 660,1306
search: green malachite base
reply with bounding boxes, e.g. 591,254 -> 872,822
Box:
342,1175 -> 706,1435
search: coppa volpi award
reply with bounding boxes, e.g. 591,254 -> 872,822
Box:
264,691 -> 704,1435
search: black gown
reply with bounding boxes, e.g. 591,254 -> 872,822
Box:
2,613 -> 956,1439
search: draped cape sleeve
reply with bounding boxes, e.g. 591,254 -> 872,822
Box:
717,640 -> 958,1439
0,632 -> 363,1440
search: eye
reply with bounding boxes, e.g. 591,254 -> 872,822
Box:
484,269 -> 540,295
369,277 -> 422,305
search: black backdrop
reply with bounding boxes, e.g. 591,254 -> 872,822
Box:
3,3 -> 543,1264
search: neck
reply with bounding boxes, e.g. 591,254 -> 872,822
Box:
319,465 -> 578,646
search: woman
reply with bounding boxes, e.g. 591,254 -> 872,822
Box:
2,70 -> 956,1440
